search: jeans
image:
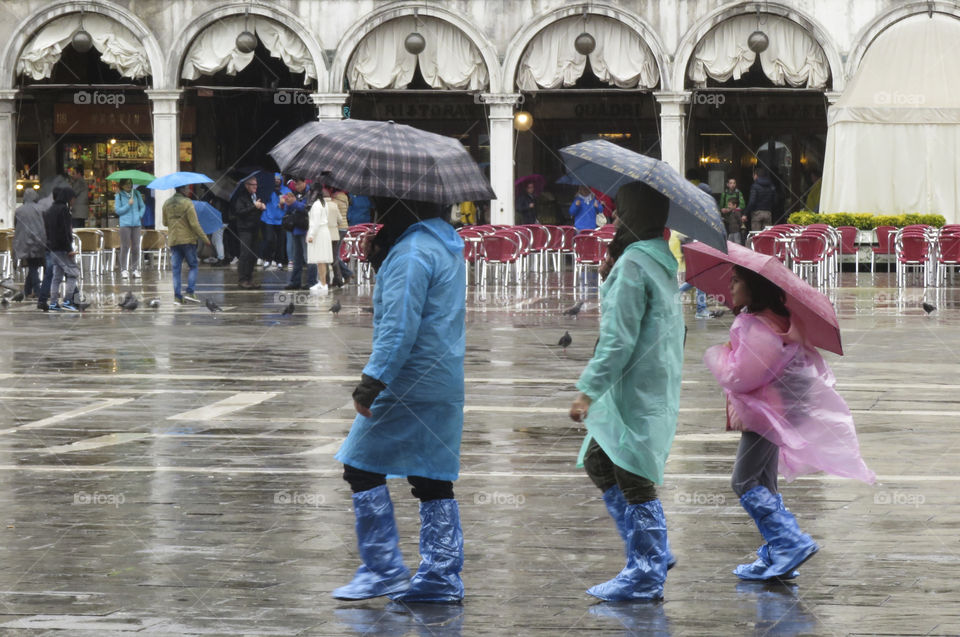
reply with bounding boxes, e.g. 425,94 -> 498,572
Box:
119,226 -> 141,272
260,223 -> 285,264
211,226 -> 225,260
38,252 -> 54,303
582,439 -> 658,505
343,464 -> 454,502
288,233 -> 317,287
170,243 -> 198,299
731,431 -> 779,496
49,251 -> 80,304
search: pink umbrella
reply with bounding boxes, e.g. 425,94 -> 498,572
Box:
514,174 -> 546,197
682,241 -> 843,355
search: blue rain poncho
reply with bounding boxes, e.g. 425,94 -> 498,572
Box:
576,239 -> 684,484
335,218 -> 466,482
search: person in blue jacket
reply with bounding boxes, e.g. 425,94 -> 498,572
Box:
333,196 -> 466,604
260,173 -> 287,270
114,179 -> 145,277
346,193 -> 374,226
569,186 -> 602,231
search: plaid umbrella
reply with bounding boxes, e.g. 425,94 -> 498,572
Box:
269,120 -> 494,205
559,140 -> 727,252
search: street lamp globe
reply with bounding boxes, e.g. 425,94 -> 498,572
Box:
747,30 -> 769,53
404,32 -> 426,55
574,32 -> 596,56
513,111 -> 533,131
236,30 -> 258,54
71,29 -> 94,53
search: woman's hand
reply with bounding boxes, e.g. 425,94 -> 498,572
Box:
569,393 -> 592,423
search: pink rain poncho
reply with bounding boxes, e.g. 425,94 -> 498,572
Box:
704,311 -> 875,483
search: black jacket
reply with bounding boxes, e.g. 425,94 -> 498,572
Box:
44,186 -> 75,252
231,193 -> 261,233
743,176 -> 780,222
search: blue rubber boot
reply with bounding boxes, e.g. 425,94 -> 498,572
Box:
332,485 -> 411,600
389,499 -> 464,603
735,487 -> 818,581
734,493 -> 798,580
587,499 -> 668,602
602,486 -> 676,570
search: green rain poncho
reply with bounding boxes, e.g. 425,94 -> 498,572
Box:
575,191 -> 685,484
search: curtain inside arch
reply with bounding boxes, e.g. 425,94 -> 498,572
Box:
17,13 -> 150,80
517,15 -> 659,90
348,16 -> 489,90
181,16 -> 318,85
688,14 -> 829,88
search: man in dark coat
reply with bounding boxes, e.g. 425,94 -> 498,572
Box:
231,177 -> 265,289
743,168 -> 781,231
40,186 -> 81,311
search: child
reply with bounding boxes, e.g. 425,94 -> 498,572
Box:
720,178 -> 746,245
703,266 -> 875,580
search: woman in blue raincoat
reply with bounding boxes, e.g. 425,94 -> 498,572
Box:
569,181 -> 684,602
334,197 -> 466,604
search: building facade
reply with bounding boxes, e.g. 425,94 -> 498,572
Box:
0,0 -> 955,227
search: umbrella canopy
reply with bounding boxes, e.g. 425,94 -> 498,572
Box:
682,241 -> 843,355
230,170 -> 275,203
514,174 -> 546,197
193,201 -> 224,235
148,172 -> 213,190
559,140 -> 727,252
269,120 -> 495,205
106,169 -> 155,185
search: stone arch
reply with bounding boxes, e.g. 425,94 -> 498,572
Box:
330,1 -> 501,94
501,1 -> 669,93
673,1 -> 844,92
0,0 -> 165,90
167,1 -> 327,90
847,1 -> 960,78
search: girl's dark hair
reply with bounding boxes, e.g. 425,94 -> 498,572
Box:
733,265 -> 789,317
118,178 -> 132,188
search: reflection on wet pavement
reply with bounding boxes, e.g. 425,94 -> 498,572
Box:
0,268 -> 957,634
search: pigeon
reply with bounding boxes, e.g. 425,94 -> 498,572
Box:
205,299 -> 223,313
11,291 -> 24,303
922,302 -> 936,314
117,291 -> 134,308
0,278 -> 17,292
118,294 -> 138,311
77,301 -> 91,312
329,300 -> 342,316
709,310 -> 726,319
148,298 -> 160,309
563,301 -> 584,317
558,331 -> 572,351
0,298 -> 7,309
281,302 -> 296,317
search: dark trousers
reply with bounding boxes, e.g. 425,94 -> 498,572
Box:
343,464 -> 454,502
260,222 -> 285,263
731,431 -> 779,497
582,439 -> 658,505
237,229 -> 257,283
224,222 -> 240,260
22,259 -> 42,296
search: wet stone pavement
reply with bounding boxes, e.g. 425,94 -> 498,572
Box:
0,265 -> 958,636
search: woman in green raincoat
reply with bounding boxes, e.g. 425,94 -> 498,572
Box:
569,181 -> 684,602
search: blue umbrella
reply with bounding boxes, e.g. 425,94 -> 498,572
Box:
230,170 -> 275,203
193,201 -> 224,235
148,171 -> 214,190
558,140 -> 727,252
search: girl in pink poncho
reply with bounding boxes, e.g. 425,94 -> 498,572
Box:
704,266 -> 875,581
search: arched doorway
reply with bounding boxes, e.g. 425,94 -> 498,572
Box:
508,11 -> 663,223
682,12 -> 833,219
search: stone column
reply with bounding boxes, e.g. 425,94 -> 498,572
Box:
481,93 -> 523,225
654,91 -> 690,172
146,90 -> 182,230
0,90 -> 18,229
311,93 -> 348,121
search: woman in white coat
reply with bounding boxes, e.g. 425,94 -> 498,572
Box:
306,190 -> 336,294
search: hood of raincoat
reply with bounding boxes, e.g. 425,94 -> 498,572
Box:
22,190 -> 38,205
53,186 -> 76,204
368,197 -> 448,271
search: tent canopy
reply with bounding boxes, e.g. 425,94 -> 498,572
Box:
821,14 -> 960,220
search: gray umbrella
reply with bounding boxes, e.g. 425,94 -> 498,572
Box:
269,120 -> 494,205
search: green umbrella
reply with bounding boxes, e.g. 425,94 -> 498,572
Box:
106,169 -> 156,185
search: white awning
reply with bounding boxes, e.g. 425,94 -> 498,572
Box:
517,16 -> 658,90
17,13 -> 150,80
348,16 -> 488,91
821,14 -> 960,221
181,16 -> 317,85
688,15 -> 829,89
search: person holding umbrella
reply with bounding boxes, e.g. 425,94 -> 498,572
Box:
568,181 -> 684,602
684,242 -> 875,580
114,179 -> 145,278
161,182 -> 210,304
